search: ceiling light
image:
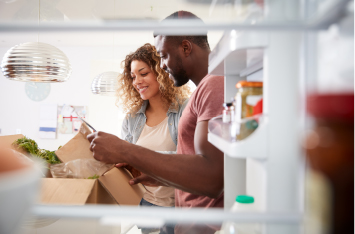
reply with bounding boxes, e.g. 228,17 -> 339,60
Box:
0,0 -> 71,82
91,71 -> 119,96
1,42 -> 71,82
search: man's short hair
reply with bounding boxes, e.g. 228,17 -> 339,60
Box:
154,11 -> 210,50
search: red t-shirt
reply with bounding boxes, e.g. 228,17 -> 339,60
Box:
176,74 -> 224,209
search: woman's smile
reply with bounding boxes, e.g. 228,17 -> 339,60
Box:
137,86 -> 148,93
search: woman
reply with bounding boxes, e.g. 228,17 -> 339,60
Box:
116,43 -> 190,233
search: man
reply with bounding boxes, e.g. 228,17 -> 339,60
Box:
87,10 -> 224,233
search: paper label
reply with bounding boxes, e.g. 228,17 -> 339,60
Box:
245,95 -> 262,117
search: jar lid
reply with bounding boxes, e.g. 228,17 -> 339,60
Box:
236,195 -> 254,204
307,93 -> 354,122
236,81 -> 263,89
223,102 -> 233,107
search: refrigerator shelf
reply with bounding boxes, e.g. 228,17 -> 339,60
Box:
208,118 -> 268,159
208,30 -> 268,76
31,204 -> 302,224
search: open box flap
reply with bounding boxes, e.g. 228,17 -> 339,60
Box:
0,134 -> 25,147
85,178 -> 117,205
0,134 -> 36,158
40,178 -> 96,205
55,123 -> 93,163
98,167 -> 145,205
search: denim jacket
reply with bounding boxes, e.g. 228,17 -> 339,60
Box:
121,99 -> 189,146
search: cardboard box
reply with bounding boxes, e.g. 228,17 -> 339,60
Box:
0,134 -> 53,178
0,124 -> 145,206
0,134 -> 27,154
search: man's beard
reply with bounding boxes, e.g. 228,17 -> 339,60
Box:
168,55 -> 189,87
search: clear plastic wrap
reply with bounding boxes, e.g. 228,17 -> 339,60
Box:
50,159 -> 113,179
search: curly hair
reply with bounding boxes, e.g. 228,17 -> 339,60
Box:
116,43 -> 191,115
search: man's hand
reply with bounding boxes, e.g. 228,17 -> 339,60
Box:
116,163 -> 165,187
130,174 -> 166,187
87,131 -> 126,164
116,163 -> 141,178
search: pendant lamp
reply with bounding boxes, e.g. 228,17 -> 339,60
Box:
91,71 -> 119,95
91,1 -> 119,96
1,42 -> 71,82
0,0 -> 71,82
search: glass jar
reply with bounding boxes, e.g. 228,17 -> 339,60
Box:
234,81 -> 263,140
305,93 -> 354,234
234,81 -> 263,119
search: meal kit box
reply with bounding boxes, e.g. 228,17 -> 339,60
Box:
0,124 -> 145,206
0,134 -> 28,154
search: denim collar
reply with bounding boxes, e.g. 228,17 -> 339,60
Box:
136,100 -> 179,115
136,100 -> 149,114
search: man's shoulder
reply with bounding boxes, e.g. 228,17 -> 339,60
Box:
189,74 -> 224,107
199,74 -> 224,88
202,74 -> 224,82
195,75 -> 224,93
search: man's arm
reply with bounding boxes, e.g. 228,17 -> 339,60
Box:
88,121 -> 223,198
115,162 -> 168,187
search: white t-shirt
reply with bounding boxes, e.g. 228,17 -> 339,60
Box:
136,117 -> 176,207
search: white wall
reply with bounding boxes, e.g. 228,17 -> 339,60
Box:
0,30 -> 222,151
0,45 -> 144,151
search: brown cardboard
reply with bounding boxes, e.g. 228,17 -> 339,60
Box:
0,134 -> 28,156
54,123 -> 145,205
0,134 -> 55,178
99,167 -> 145,206
55,124 -> 93,162
40,178 -> 116,205
0,134 -> 25,147
1,124 -> 145,206
41,178 -> 95,205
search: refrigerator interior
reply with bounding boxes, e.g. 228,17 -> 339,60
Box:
0,0 -> 353,234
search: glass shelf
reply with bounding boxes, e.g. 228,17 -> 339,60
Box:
30,204 -> 302,225
208,115 -> 268,159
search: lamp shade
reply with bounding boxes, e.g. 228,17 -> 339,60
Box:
1,42 -> 71,82
91,71 -> 119,95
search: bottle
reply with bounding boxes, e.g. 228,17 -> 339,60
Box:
222,195 -> 261,234
304,93 -> 354,234
222,102 -> 235,141
223,102 -> 235,123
